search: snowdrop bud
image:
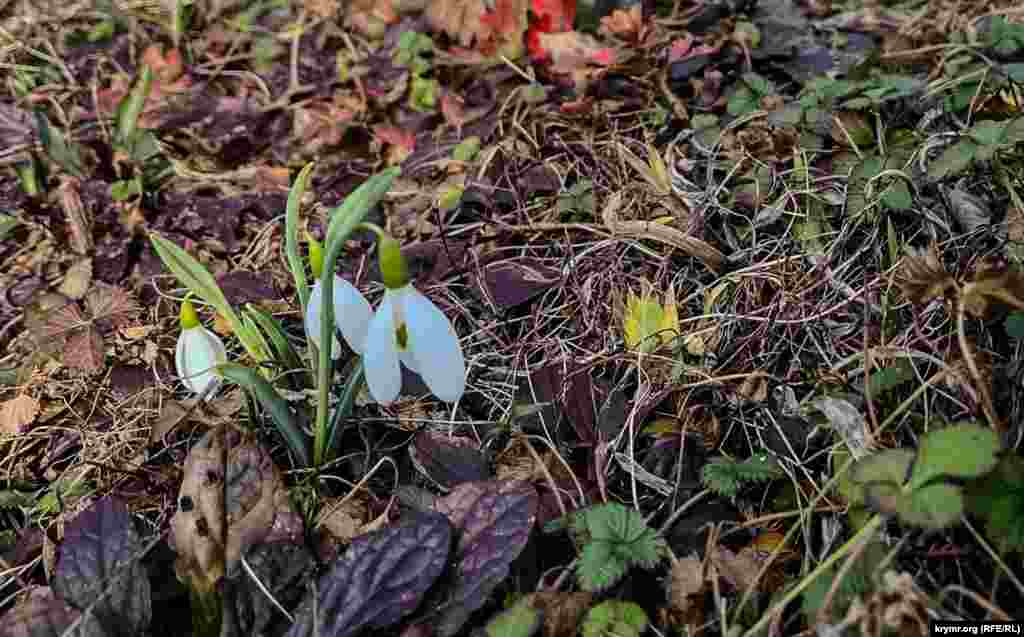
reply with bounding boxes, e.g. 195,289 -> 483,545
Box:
378,233 -> 409,290
175,299 -> 227,396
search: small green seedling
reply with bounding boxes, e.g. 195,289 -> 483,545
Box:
557,179 -> 595,219
701,452 -> 784,498
928,116 -> 1024,179
568,502 -> 666,592
847,422 -> 1001,529
728,72 -> 774,117
581,601 -> 648,637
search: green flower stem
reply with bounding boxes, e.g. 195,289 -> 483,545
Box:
312,168 -> 400,467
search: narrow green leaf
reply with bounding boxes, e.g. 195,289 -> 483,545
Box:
240,313 -> 273,369
217,363 -> 310,467
117,65 -> 153,146
150,233 -> 268,366
285,162 -> 315,311
149,233 -> 232,316
244,304 -> 309,388
324,360 -> 364,461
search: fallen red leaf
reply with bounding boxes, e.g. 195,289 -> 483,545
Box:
526,0 -> 575,60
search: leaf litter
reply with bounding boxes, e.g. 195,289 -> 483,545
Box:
2,0 -> 1024,634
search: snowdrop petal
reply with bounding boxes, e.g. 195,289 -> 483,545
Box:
175,326 -> 227,396
364,291 -> 402,404
331,275 -> 373,354
403,286 -> 466,402
304,279 -> 342,359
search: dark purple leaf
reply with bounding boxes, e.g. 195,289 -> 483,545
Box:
215,271 -> 281,305
475,258 -> 561,309
0,586 -> 89,637
410,431 -> 490,491
517,165 -> 561,194
52,497 -> 151,637
286,511 -> 452,637
432,481 -> 539,637
108,365 -> 156,401
227,542 -> 316,636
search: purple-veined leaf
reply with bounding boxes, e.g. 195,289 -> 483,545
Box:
431,480 -> 539,637
51,497 -> 151,637
286,511 -> 452,637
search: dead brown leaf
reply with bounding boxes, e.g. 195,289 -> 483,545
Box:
600,6 -> 643,40
427,0 -> 527,57
1,394 -> 40,434
63,327 -> 105,374
895,243 -> 956,307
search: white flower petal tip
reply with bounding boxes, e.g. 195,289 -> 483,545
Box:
362,285 -> 466,404
175,325 -> 227,396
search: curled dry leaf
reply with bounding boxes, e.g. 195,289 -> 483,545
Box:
0,394 -> 40,434
895,243 -> 956,306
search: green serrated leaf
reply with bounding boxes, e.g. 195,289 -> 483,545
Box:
110,178 -> 142,201
850,449 -> 914,487
898,483 -> 964,529
578,540 -> 628,591
485,598 -> 541,637
909,422 -> 1000,489
966,455 -> 1024,554
582,601 -> 648,637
